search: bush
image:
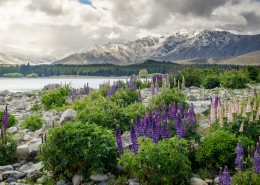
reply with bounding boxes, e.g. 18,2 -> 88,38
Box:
41,87 -> 69,110
22,114 -> 45,131
202,75 -> 220,89
0,110 -> 17,128
39,122 -> 118,179
221,70 -> 250,89
196,130 -> 253,170
232,170 -> 260,185
0,135 -> 17,165
138,69 -> 148,78
180,67 -> 202,87
3,73 -> 23,78
111,89 -> 138,106
27,73 -> 39,78
119,137 -> 192,185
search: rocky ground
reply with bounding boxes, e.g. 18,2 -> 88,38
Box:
0,83 -> 259,185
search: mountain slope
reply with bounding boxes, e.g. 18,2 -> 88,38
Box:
54,29 -> 260,65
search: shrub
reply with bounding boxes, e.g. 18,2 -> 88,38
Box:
232,170 -> 260,185
202,75 -> 220,89
196,130 -> 253,170
241,66 -> 259,82
180,67 -> 202,87
136,79 -> 151,89
3,73 -> 23,78
119,137 -> 192,185
138,69 -> 148,78
22,114 -> 45,131
39,122 -> 118,179
0,110 -> 17,128
220,70 -> 250,89
111,89 -> 138,106
27,73 -> 39,78
41,87 -> 69,110
0,135 -> 17,165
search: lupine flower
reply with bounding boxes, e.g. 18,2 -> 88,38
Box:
115,125 -> 124,155
152,115 -> 160,143
161,101 -> 167,122
235,141 -> 244,171
181,76 -> 186,91
155,80 -> 159,93
168,103 -> 176,120
137,89 -> 142,102
136,113 -> 144,136
246,98 -> 251,113
2,105 -> 8,128
221,166 -> 231,185
255,110 -> 259,121
254,143 -> 260,174
175,111 -> 186,139
84,83 -> 90,95
210,99 -> 216,124
130,123 -> 138,154
118,81 -> 122,90
253,98 -> 257,111
188,103 -> 196,124
239,122 -> 244,133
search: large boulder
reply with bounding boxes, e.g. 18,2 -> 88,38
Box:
190,177 -> 208,185
72,174 -> 83,185
15,145 -> 29,160
43,84 -> 61,91
28,138 -> 42,159
0,165 -> 14,173
59,109 -> 76,125
121,131 -> 131,149
1,171 -> 26,180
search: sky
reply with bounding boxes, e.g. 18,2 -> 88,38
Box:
0,0 -> 260,57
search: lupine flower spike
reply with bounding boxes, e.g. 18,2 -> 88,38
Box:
235,141 -> 244,171
115,125 -> 124,155
254,142 -> 260,174
130,123 -> 139,154
221,166 -> 231,185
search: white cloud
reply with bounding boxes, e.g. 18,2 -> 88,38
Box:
0,0 -> 259,57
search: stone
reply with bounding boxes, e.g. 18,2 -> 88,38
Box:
72,174 -> 84,185
5,177 -> 16,183
121,131 -> 131,148
214,177 -> 219,184
12,163 -> 21,169
15,145 -> 29,160
26,169 -> 40,181
1,171 -> 26,180
43,84 -> 61,91
33,162 -> 43,171
97,182 -> 107,185
57,179 -> 66,185
59,109 -> 77,125
0,97 -> 5,105
28,138 -> 42,159
18,165 -> 31,172
190,177 -> 208,185
7,127 -> 18,134
16,102 -> 27,110
0,165 -> 14,173
199,119 -> 210,130
0,90 -> 10,97
205,178 -> 213,184
90,174 -> 108,183
128,179 -> 140,185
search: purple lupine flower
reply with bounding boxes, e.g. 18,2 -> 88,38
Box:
160,122 -> 172,139
177,103 -> 183,116
168,103 -> 176,120
221,166 -> 231,185
254,143 -> 260,174
115,125 -> 124,155
152,115 -> 161,143
215,96 -> 219,109
188,103 -> 197,124
84,83 -> 90,95
235,141 -> 244,171
175,111 -> 186,139
2,104 -> 8,128
130,123 -> 138,154
107,86 -> 112,97
161,101 -> 167,123
118,81 -> 122,90
136,113 -> 144,136
137,89 -> 142,102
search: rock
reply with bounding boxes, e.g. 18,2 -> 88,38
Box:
1,171 -> 26,180
0,174 -> 2,182
0,90 -> 10,97
5,177 -> 16,183
11,163 -> 21,169
90,174 -> 108,183
0,97 -> 5,105
121,131 -> 131,148
26,169 -> 40,181
16,102 -> 27,110
97,182 -> 107,185
59,109 -> 77,125
199,119 -> 210,130
43,84 -> 61,91
214,177 -> 219,184
36,176 -> 45,184
18,165 -> 31,172
33,162 -> 43,171
72,174 -> 84,185
8,127 -> 18,134
188,101 -> 211,114
205,178 -> 213,184
190,177 -> 208,185
15,145 -> 29,160
57,179 -> 66,185
0,165 -> 14,173
28,138 -> 42,159
128,179 -> 140,185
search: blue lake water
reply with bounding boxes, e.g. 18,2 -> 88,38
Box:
0,77 -> 128,92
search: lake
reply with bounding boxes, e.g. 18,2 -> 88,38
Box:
0,77 -> 128,92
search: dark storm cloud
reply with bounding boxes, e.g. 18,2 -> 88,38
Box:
27,1 -> 64,16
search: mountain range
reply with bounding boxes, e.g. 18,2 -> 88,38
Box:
1,29 -> 260,66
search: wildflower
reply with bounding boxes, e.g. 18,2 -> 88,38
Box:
130,123 -> 138,154
2,104 -> 8,129
235,141 -> 244,171
254,143 -> 260,174
221,166 -> 231,185
115,125 -> 124,155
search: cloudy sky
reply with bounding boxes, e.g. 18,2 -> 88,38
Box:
0,0 -> 260,57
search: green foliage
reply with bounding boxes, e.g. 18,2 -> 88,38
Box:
138,69 -> 148,78
241,66 -> 259,82
27,73 -> 39,78
0,110 -> 17,128
136,79 -> 151,89
39,122 -> 118,179
119,137 -> 192,185
202,75 -> 220,89
30,102 -> 41,112
149,88 -> 188,111
111,89 -> 138,106
232,170 -> 260,185
196,130 -> 253,170
3,73 -> 23,78
22,114 -> 45,131
181,67 -> 202,87
220,70 -> 250,89
0,135 -> 17,165
41,87 -> 69,110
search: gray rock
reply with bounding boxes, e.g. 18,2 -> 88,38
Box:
199,119 -> 210,130
190,177 -> 208,185
16,102 -> 27,110
8,127 -> 18,134
43,84 -> 61,91
0,165 -> 14,173
97,182 -> 107,185
11,163 -> 21,169
0,175 -> 2,182
90,174 -> 108,183
72,174 -> 83,185
2,171 -> 26,180
214,177 -> 219,184
33,162 -> 43,171
57,179 -> 66,185
9,183 -> 26,185
15,145 -> 29,160
26,169 -> 40,181
18,165 -> 31,172
28,138 -> 42,158
5,177 -> 16,183
128,179 -> 140,185
59,109 -> 77,125
0,97 -> 5,105
0,90 -> 10,97
121,131 -> 131,148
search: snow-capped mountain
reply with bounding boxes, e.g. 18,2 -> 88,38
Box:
55,29 -> 260,65
0,51 -> 55,65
